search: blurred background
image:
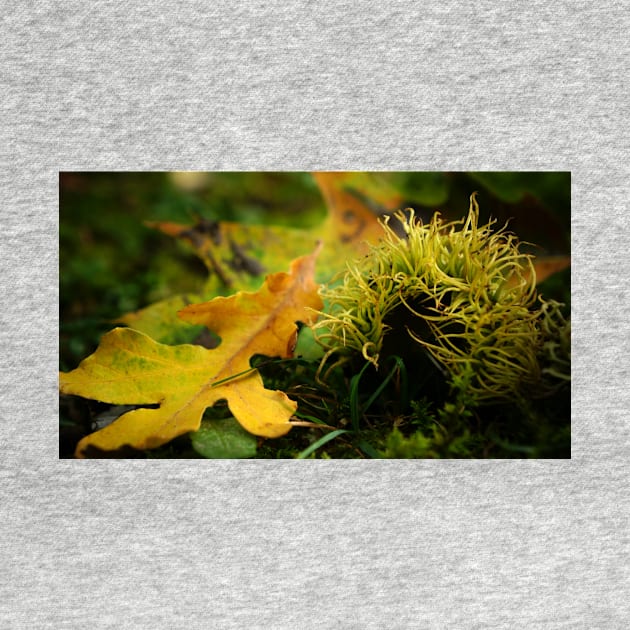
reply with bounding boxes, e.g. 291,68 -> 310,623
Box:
60,171 -> 570,371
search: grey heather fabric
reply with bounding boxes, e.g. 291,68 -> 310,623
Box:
1,1 -> 629,628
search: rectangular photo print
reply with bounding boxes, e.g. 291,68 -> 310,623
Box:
60,172 -> 570,459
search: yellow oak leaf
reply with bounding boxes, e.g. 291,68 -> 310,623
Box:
61,246 -> 323,457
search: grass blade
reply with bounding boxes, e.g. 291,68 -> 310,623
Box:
296,429 -> 349,459
349,361 -> 372,431
357,440 -> 380,458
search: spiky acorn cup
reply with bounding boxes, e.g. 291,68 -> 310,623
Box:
314,194 -> 570,404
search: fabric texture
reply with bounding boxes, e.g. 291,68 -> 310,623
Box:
2,1 -> 629,627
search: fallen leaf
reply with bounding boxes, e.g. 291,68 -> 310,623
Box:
61,246 -> 323,457
147,219 -> 323,289
312,172 -> 395,253
532,255 -> 571,284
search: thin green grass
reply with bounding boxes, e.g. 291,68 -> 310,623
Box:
297,430 -> 350,459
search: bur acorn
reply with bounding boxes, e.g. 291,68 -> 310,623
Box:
313,194 -> 570,404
